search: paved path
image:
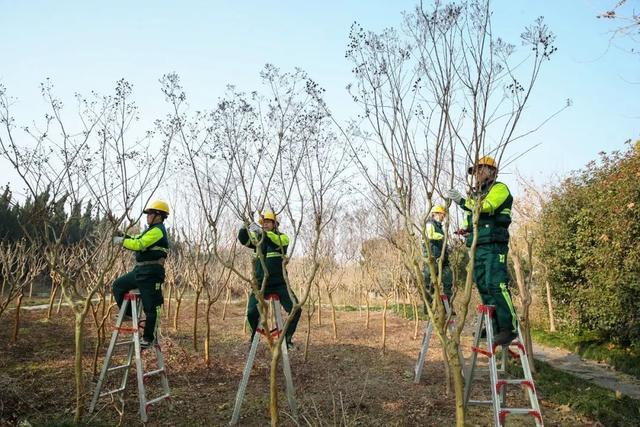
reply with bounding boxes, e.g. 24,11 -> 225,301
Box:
533,342 -> 640,399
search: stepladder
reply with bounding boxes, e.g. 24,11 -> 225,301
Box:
464,304 -> 543,426
230,293 -> 298,426
414,294 -> 465,383
89,289 -> 171,423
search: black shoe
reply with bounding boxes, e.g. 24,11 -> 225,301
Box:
494,330 -> 518,346
140,338 -> 154,349
286,340 -> 295,352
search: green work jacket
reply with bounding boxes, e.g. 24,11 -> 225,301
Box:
459,180 -> 512,247
238,226 -> 289,286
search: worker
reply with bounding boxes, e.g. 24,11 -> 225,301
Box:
422,204 -> 453,310
112,200 -> 170,349
238,211 -> 300,350
446,156 -> 517,345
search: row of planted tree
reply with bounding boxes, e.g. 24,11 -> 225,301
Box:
0,2 -> 567,426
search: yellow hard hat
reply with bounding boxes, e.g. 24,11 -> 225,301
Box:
430,205 -> 446,215
259,211 -> 278,225
143,200 -> 170,216
468,156 -> 497,174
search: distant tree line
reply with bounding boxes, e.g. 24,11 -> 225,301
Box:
0,185 -> 101,244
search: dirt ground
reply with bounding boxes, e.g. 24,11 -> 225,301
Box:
0,301 -> 597,426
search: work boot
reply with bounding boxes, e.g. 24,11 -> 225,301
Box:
286,338 -> 295,352
494,330 -> 518,346
140,337 -> 154,350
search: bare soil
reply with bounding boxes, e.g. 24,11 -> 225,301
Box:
0,301 -> 597,426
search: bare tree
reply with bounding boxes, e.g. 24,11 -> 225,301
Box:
0,79 -> 171,422
162,66 -> 348,425
334,1 -> 561,424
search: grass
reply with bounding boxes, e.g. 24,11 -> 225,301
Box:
388,303 -> 640,425
533,359 -> 640,426
531,327 -> 640,379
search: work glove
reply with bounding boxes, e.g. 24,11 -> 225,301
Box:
248,222 -> 262,234
112,236 -> 124,245
445,188 -> 463,205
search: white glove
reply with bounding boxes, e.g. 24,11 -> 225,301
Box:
248,222 -> 262,234
445,188 -> 463,204
112,236 -> 124,245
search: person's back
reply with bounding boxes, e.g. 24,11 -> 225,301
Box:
238,211 -> 300,350
422,205 -> 453,304
237,224 -> 289,287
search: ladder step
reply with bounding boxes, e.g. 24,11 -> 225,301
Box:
143,368 -> 165,378
107,364 -> 131,373
115,340 -> 133,346
499,408 -> 542,424
468,399 -> 493,405
99,385 -> 126,397
146,393 -> 171,407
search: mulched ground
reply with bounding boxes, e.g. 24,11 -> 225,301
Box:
0,300 -> 597,426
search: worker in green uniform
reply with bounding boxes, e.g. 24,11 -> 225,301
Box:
238,211 -> 301,350
446,156 -> 518,345
422,204 -> 453,310
112,200 -> 170,349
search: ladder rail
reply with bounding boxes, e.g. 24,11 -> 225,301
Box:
230,331 -> 261,425
89,301 -> 132,413
229,295 -> 299,426
464,305 -> 544,426
273,300 -> 298,421
89,290 -> 171,424
414,295 -> 463,384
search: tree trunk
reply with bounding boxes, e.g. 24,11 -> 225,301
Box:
365,293 -> 370,329
442,346 -> 451,395
173,298 -> 182,331
545,280 -> 556,332
243,290 -> 249,335
47,283 -> 59,320
13,291 -> 23,342
56,288 -> 64,314
205,301 -> 212,367
304,309 -> 312,363
382,297 -> 388,354
193,288 -> 202,351
222,287 -> 230,321
316,288 -> 322,326
512,253 -> 536,373
446,340 -> 466,427
73,314 -> 85,424
328,292 -> 338,340
412,298 -> 419,340
269,346 -> 281,427
165,284 -> 173,319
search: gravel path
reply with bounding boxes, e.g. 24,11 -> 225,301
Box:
533,343 -> 640,399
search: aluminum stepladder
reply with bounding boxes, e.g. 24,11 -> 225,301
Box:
414,294 -> 465,383
230,293 -> 298,426
464,304 -> 543,426
89,289 -> 171,423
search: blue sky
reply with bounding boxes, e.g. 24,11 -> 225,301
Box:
1,0 -> 637,191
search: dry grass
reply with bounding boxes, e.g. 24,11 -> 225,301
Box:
0,299 -> 595,426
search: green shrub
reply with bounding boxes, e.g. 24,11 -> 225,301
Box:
539,144 -> 640,345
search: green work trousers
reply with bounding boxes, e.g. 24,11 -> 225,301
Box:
112,266 -> 164,341
422,264 -> 453,312
247,282 -> 301,344
473,243 -> 517,334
